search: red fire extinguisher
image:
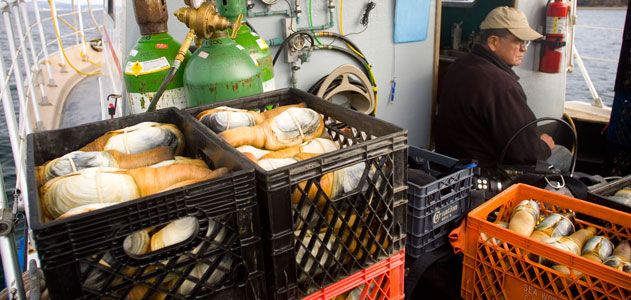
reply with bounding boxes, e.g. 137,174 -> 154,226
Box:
539,0 -> 569,73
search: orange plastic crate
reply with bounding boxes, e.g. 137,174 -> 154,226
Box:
302,250 -> 405,300
461,184 -> 631,300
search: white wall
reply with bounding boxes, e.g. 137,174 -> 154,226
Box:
121,0 -> 437,147
516,0 -> 567,119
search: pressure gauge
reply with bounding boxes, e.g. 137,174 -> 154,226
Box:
261,0 -> 278,5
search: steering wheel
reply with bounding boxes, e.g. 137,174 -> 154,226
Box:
498,117 -> 578,176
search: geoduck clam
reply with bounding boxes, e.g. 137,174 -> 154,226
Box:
610,187 -> 631,207
37,146 -> 174,185
80,122 -> 185,156
581,236 -> 614,263
539,227 -> 597,266
42,164 -> 228,220
150,217 -> 199,252
260,138 -> 340,160
219,107 -> 324,150
173,255 -> 234,296
236,145 -> 271,162
530,213 -> 575,241
551,235 -> 615,279
196,103 -> 307,133
41,167 -> 139,219
604,240 -> 631,272
295,229 -> 343,280
508,200 -> 540,237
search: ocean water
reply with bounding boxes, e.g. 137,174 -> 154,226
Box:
566,8 -> 627,106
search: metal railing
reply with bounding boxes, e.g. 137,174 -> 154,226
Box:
0,1 -> 109,298
568,21 -> 624,108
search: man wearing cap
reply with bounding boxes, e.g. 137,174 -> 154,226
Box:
435,6 -> 572,172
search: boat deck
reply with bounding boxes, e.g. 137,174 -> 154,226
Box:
33,44 -> 102,130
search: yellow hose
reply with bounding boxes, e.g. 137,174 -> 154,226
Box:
338,0 -> 365,59
338,0 -> 378,114
56,15 -> 102,67
563,112 -> 577,154
47,0 -> 100,76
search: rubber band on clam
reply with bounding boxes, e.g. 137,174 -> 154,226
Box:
269,108 -> 323,143
41,151 -> 118,183
42,167 -> 139,219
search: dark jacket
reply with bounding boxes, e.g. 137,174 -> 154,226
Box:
434,45 -> 551,168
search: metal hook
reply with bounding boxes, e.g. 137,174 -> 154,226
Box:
544,174 -> 565,190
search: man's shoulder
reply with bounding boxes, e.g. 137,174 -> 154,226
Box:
450,56 -> 517,90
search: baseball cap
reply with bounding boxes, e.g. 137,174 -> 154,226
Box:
480,6 -> 543,41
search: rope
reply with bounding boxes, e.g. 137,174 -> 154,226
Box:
287,110 -> 306,139
47,0 -> 100,76
67,154 -> 78,173
122,129 -> 131,154
95,169 -> 103,203
226,112 -> 232,131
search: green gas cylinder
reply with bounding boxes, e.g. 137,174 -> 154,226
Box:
124,0 -> 189,113
184,31 -> 263,106
218,0 -> 275,91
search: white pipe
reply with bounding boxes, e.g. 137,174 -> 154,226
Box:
49,0 -> 67,71
18,1 -> 50,105
3,7 -> 32,134
31,0 -> 55,86
11,2 -> 43,129
0,8 -> 26,296
77,0 -> 88,60
0,165 -> 27,300
0,33 -> 21,164
567,0 -> 577,72
573,46 -> 604,108
72,0 -> 79,46
98,76 -> 106,120
17,1 -> 37,72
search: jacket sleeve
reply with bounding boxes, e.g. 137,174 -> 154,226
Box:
484,85 -> 551,165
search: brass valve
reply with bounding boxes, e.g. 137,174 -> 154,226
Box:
174,2 -> 231,40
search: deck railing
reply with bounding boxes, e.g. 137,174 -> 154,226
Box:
0,1 -> 108,299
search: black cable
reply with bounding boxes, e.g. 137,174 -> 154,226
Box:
308,45 -> 375,88
272,31 -> 315,66
245,20 -> 258,34
498,117 -> 578,176
361,1 -> 376,26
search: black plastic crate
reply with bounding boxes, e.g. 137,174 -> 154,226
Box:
406,147 -> 473,259
26,108 -> 265,299
587,175 -> 631,214
186,88 -> 408,299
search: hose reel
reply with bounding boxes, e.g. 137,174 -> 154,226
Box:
309,64 -> 376,115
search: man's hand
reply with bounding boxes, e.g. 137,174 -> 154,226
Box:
540,133 -> 555,150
